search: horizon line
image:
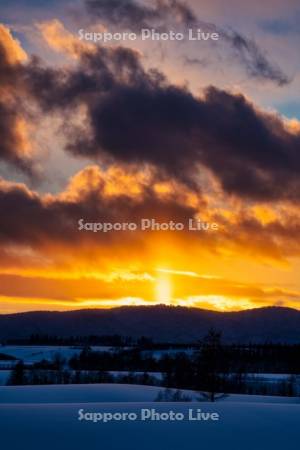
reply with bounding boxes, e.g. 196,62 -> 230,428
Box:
1,304 -> 299,316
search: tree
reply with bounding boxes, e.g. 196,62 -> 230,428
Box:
7,361 -> 27,385
195,328 -> 225,402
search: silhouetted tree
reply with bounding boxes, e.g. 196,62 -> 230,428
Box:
7,361 -> 27,385
195,329 -> 225,401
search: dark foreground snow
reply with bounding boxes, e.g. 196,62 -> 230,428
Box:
0,384 -> 299,450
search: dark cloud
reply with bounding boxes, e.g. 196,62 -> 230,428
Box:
0,101 -> 30,173
225,30 -> 290,86
85,0 -> 196,31
83,0 -> 290,86
24,45 -> 300,202
0,171 -> 198,248
1,169 -> 300,265
0,37 -> 34,175
0,22 -> 296,201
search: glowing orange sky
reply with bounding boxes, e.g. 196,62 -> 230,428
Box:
1,5 -> 300,314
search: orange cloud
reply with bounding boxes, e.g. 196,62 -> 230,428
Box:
0,24 -> 27,64
37,19 -> 94,58
1,18 -> 300,313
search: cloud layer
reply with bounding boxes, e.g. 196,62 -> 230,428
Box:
0,12 -> 299,312
83,0 -> 290,86
19,33 -> 300,202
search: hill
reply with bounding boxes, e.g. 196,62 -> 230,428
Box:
1,305 -> 300,343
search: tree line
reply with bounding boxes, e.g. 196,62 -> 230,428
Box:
6,329 -> 299,399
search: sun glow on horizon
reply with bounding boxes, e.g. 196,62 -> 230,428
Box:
1,260 -> 300,313
155,272 -> 172,304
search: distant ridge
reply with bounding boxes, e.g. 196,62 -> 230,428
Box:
1,305 -> 300,343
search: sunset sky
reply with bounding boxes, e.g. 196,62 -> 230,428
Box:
1,0 -> 300,313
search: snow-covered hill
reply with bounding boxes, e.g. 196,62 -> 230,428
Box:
0,384 -> 299,450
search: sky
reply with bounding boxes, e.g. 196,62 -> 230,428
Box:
1,0 -> 300,313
